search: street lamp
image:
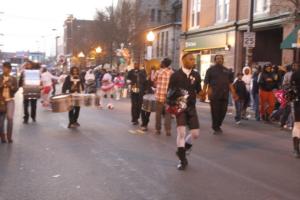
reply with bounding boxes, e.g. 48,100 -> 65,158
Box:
146,31 -> 155,60
78,51 -> 85,58
96,46 -> 102,54
146,31 -> 155,42
95,46 -> 102,65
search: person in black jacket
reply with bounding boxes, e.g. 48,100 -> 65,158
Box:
62,66 -> 84,128
140,77 -> 154,131
0,62 -> 18,143
19,61 -> 40,124
291,64 -> 300,158
233,73 -> 248,124
127,63 -> 147,125
201,55 -> 238,134
168,52 -> 202,170
251,66 -> 261,121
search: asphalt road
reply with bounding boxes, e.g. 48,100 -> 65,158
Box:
0,93 -> 299,200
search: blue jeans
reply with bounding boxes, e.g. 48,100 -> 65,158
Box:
0,100 -> 15,137
252,93 -> 260,121
235,100 -> 244,122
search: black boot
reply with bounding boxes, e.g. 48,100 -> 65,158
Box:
176,147 -> 188,170
293,137 -> 300,158
185,143 -> 193,155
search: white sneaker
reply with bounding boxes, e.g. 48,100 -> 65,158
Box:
236,121 -> 241,125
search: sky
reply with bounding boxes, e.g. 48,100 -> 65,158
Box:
0,0 -> 115,56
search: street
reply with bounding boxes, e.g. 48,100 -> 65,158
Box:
0,92 -> 299,200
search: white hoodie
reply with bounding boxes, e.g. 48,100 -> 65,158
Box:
242,66 -> 252,92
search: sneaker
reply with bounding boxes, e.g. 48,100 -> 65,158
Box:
155,130 -> 161,135
293,151 -> 300,158
140,126 -> 147,131
132,121 -> 139,126
236,121 -> 241,125
68,123 -> 77,128
74,122 -> 80,127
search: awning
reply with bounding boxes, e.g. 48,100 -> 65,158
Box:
184,33 -> 227,52
281,24 -> 300,49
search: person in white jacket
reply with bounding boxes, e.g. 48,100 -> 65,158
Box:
41,68 -> 59,108
242,66 -> 252,119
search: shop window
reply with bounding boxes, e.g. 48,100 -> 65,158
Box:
216,0 -> 230,23
190,0 -> 201,29
157,10 -> 162,23
150,9 -> 156,22
254,0 -> 270,14
161,32 -> 165,57
165,31 -> 169,57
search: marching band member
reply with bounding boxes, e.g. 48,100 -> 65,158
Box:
100,69 -> 115,109
62,66 -> 84,128
127,63 -> 147,125
114,72 -> 125,101
291,64 -> 300,158
0,62 -> 18,143
19,61 -> 41,124
167,52 -> 202,170
41,67 -> 58,109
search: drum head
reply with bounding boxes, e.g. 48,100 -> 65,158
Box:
51,94 -> 71,100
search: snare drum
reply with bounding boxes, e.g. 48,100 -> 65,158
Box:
142,94 -> 156,112
83,94 -> 100,107
72,94 -> 100,107
72,93 -> 84,107
50,94 -> 72,113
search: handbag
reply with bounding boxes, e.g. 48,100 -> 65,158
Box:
0,96 -> 6,113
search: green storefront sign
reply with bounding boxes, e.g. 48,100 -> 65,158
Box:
184,33 -> 227,51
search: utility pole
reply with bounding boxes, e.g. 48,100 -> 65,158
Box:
245,0 -> 255,68
110,0 -> 114,69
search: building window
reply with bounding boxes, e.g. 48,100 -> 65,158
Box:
165,31 -> 169,57
254,0 -> 270,14
151,9 -> 156,22
161,32 -> 165,57
190,0 -> 201,28
156,33 -> 160,57
216,0 -> 230,23
157,10 -> 162,23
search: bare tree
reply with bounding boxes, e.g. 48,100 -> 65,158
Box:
93,0 -> 148,65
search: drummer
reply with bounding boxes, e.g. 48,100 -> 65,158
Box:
62,66 -> 84,128
19,61 -> 41,124
140,76 -> 155,131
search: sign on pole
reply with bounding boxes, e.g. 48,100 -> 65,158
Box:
243,32 -> 256,48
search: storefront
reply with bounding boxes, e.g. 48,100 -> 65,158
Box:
183,31 -> 236,80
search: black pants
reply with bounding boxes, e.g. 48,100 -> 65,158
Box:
141,110 -> 151,127
131,93 -> 143,123
210,99 -> 228,131
23,99 -> 37,121
69,106 -> 80,124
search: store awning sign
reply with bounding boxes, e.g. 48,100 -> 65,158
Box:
184,33 -> 227,51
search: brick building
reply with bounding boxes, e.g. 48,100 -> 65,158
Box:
63,15 -> 97,57
181,0 -> 297,77
117,0 -> 182,68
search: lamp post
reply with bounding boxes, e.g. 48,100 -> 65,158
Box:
146,31 -> 155,60
95,46 -> 102,66
245,0 -> 255,68
78,51 -> 85,70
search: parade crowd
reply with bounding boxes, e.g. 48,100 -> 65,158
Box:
0,52 -> 299,170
